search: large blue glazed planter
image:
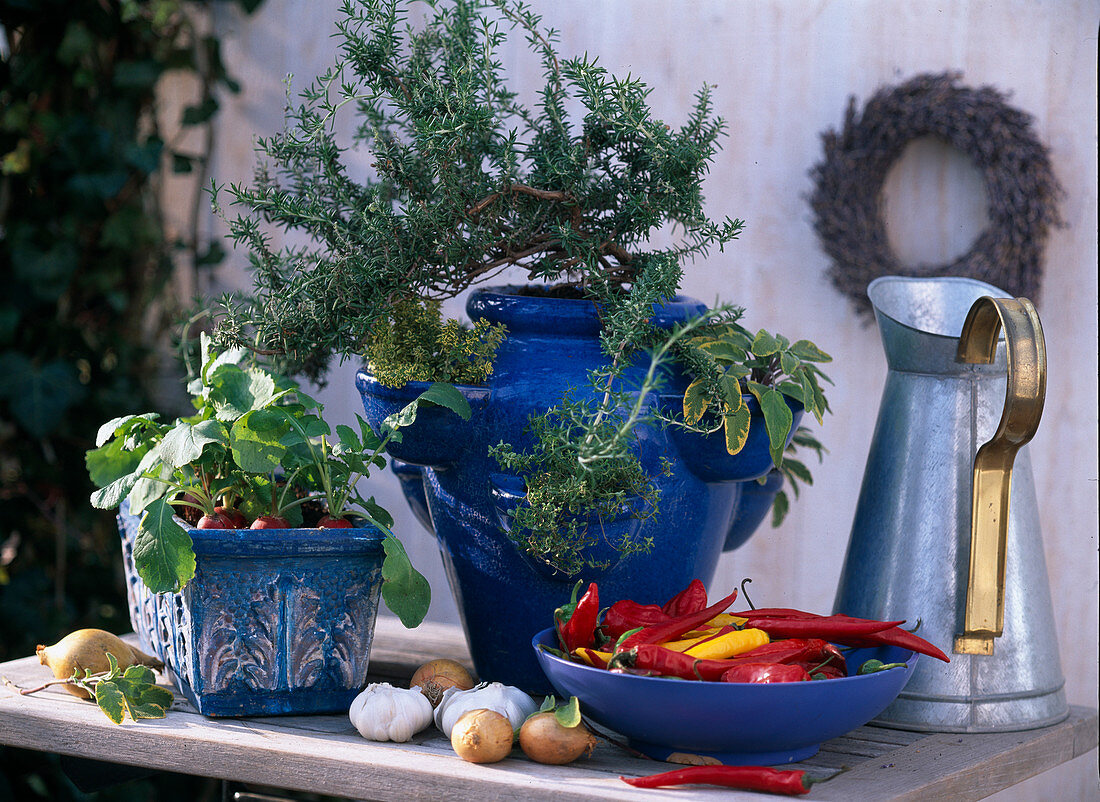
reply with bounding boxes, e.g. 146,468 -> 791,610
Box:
356,286 -> 801,693
118,501 -> 385,717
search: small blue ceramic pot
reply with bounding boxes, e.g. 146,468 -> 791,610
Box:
356,286 -> 801,692
118,501 -> 385,717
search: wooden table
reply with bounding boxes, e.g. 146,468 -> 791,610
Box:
2,619 -> 1095,801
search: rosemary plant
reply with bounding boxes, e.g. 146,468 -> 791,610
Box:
214,0 -> 825,573
214,0 -> 741,380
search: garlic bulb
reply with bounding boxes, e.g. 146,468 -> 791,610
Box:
349,683 -> 434,742
434,681 -> 538,738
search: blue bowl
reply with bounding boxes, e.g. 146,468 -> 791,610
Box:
532,627 -> 918,765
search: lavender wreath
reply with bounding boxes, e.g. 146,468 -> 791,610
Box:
809,72 -> 1062,317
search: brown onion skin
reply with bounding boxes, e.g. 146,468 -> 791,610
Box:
450,709 -> 514,763
410,658 -> 475,707
519,712 -> 598,765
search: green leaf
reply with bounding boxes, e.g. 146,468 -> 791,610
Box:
207,364 -> 281,422
383,399 -> 420,432
380,535 -> 430,628
782,458 -> 813,486
127,466 -> 173,516
750,329 -> 782,358
417,382 -> 472,420
682,378 -> 709,425
231,408 -> 290,472
722,405 -> 751,455
160,419 -> 228,469
94,413 -> 158,447
719,375 -> 744,412
86,436 -> 149,490
760,388 -> 794,467
553,696 -> 582,728
745,380 -> 768,408
121,663 -> 156,685
361,498 -> 394,529
789,339 -> 832,363
770,490 -> 790,527
94,680 -> 127,725
357,416 -> 383,451
695,340 -> 745,364
335,424 -> 362,451
135,497 -> 196,593
90,470 -> 141,511
779,350 -> 800,376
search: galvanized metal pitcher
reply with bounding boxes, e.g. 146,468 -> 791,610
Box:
835,275 -> 1068,732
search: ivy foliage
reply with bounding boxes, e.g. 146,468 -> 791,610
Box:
0,0 -> 257,795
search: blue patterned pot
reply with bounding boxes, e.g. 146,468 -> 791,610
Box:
355,286 -> 801,692
118,501 -> 385,717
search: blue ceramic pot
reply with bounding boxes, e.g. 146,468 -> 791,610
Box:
355,286 -> 801,692
118,501 -> 385,717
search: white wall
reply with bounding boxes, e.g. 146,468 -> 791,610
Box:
199,1 -> 1097,794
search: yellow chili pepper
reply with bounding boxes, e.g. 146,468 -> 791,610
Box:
677,615 -> 749,640
572,647 -> 612,669
661,627 -> 769,660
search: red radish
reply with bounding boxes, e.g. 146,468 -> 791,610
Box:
317,516 -> 353,528
251,515 -> 290,529
215,506 -> 248,528
197,512 -> 235,529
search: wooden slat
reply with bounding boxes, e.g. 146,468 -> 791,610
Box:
1,623 -> 1095,801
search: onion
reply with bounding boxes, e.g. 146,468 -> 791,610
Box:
36,629 -> 163,700
519,712 -> 598,764
434,682 -> 538,737
409,658 -> 475,707
450,709 -> 514,763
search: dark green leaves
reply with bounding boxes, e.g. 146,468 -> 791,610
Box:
231,408 -> 290,473
380,535 -> 431,628
679,320 -> 832,465
135,498 -> 196,593
160,420 -> 229,469
88,653 -> 174,724
416,382 -> 473,420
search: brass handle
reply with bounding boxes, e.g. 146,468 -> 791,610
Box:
953,297 -> 1046,655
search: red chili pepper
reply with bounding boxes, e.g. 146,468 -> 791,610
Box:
555,581 -> 600,652
735,607 -> 950,662
661,578 -> 708,617
731,638 -> 847,674
732,607 -> 820,619
746,615 -> 904,643
601,599 -> 671,640
615,587 -> 739,653
611,643 -> 755,682
841,627 -> 951,663
721,662 -> 811,683
621,765 -> 814,795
